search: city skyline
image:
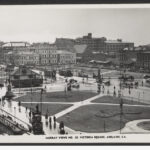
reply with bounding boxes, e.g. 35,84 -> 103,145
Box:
0,5 -> 150,46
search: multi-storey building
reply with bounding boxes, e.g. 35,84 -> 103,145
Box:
105,39 -> 134,56
14,52 -> 39,66
55,38 -> 76,52
136,50 -> 150,71
57,50 -> 76,64
32,43 -> 57,65
4,51 -> 39,66
76,33 -> 106,52
117,48 -> 137,68
1,42 -> 31,64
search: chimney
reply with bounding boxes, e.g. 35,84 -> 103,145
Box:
88,33 -> 92,38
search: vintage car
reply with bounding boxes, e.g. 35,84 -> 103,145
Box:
71,82 -> 80,88
103,80 -> 110,86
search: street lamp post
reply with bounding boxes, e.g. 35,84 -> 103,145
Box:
30,71 -> 33,108
14,106 -> 16,122
40,89 -> 44,115
97,68 -> 102,93
19,67 -> 21,94
104,119 -> 106,132
120,97 -> 123,134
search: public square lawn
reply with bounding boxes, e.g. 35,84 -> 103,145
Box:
137,121 -> 150,131
93,96 -> 148,105
14,91 -> 98,103
58,104 -> 150,133
22,103 -> 73,116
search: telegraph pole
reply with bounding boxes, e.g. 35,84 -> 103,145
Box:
40,88 -> 44,115
120,97 -> 123,134
30,70 -> 33,108
19,66 -> 21,94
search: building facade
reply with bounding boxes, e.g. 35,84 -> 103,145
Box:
76,33 -> 106,52
15,52 -> 39,66
57,50 -> 76,64
32,43 -> 57,65
136,50 -> 150,71
117,48 -> 137,68
105,39 -> 134,56
55,38 -> 76,52
4,51 -> 40,66
2,42 -> 31,64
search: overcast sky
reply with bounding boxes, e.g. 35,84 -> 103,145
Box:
0,5 -> 150,46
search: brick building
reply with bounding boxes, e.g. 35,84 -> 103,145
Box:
105,39 -> 134,56
136,50 -> 150,71
76,33 -> 106,52
117,48 -> 137,68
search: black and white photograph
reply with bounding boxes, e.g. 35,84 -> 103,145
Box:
0,4 -> 150,144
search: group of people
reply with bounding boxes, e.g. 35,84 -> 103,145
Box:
97,83 -> 106,94
45,115 -> 66,134
45,115 -> 57,130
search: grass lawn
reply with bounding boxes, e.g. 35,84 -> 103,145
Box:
137,121 -> 150,131
14,91 -> 98,103
58,104 -> 150,133
93,96 -> 148,105
21,103 -> 73,116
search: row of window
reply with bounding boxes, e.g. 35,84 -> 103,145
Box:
60,55 -> 75,59
16,61 -> 39,64
35,49 -> 57,54
41,60 -> 57,64
60,60 -> 76,63
18,57 -> 39,60
41,54 -> 57,58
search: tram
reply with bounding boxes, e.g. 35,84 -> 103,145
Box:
31,105 -> 44,135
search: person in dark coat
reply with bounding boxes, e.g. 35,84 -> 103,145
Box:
49,116 -> 51,124
53,116 -> 56,122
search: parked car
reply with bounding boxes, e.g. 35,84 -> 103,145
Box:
71,82 -> 80,88
69,79 -> 77,84
146,78 -> 150,83
103,80 -> 110,86
143,74 -> 150,79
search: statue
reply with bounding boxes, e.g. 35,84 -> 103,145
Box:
5,84 -> 15,100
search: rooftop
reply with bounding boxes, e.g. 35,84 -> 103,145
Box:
16,51 -> 37,55
74,44 -> 87,53
2,42 -> 30,47
57,50 -> 75,54
105,40 -> 133,44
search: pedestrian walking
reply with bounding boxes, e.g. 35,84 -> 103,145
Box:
49,116 -> 51,124
142,81 -> 144,86
114,86 -> 116,90
45,113 -> 48,122
129,89 -> 131,95
107,89 -> 109,95
18,101 -> 21,107
29,110 -> 32,118
53,116 -> 56,122
45,85 -> 47,91
113,91 -> 116,96
59,121 -> 64,131
26,107 -> 27,112
54,122 -> 56,129
82,78 -> 84,84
